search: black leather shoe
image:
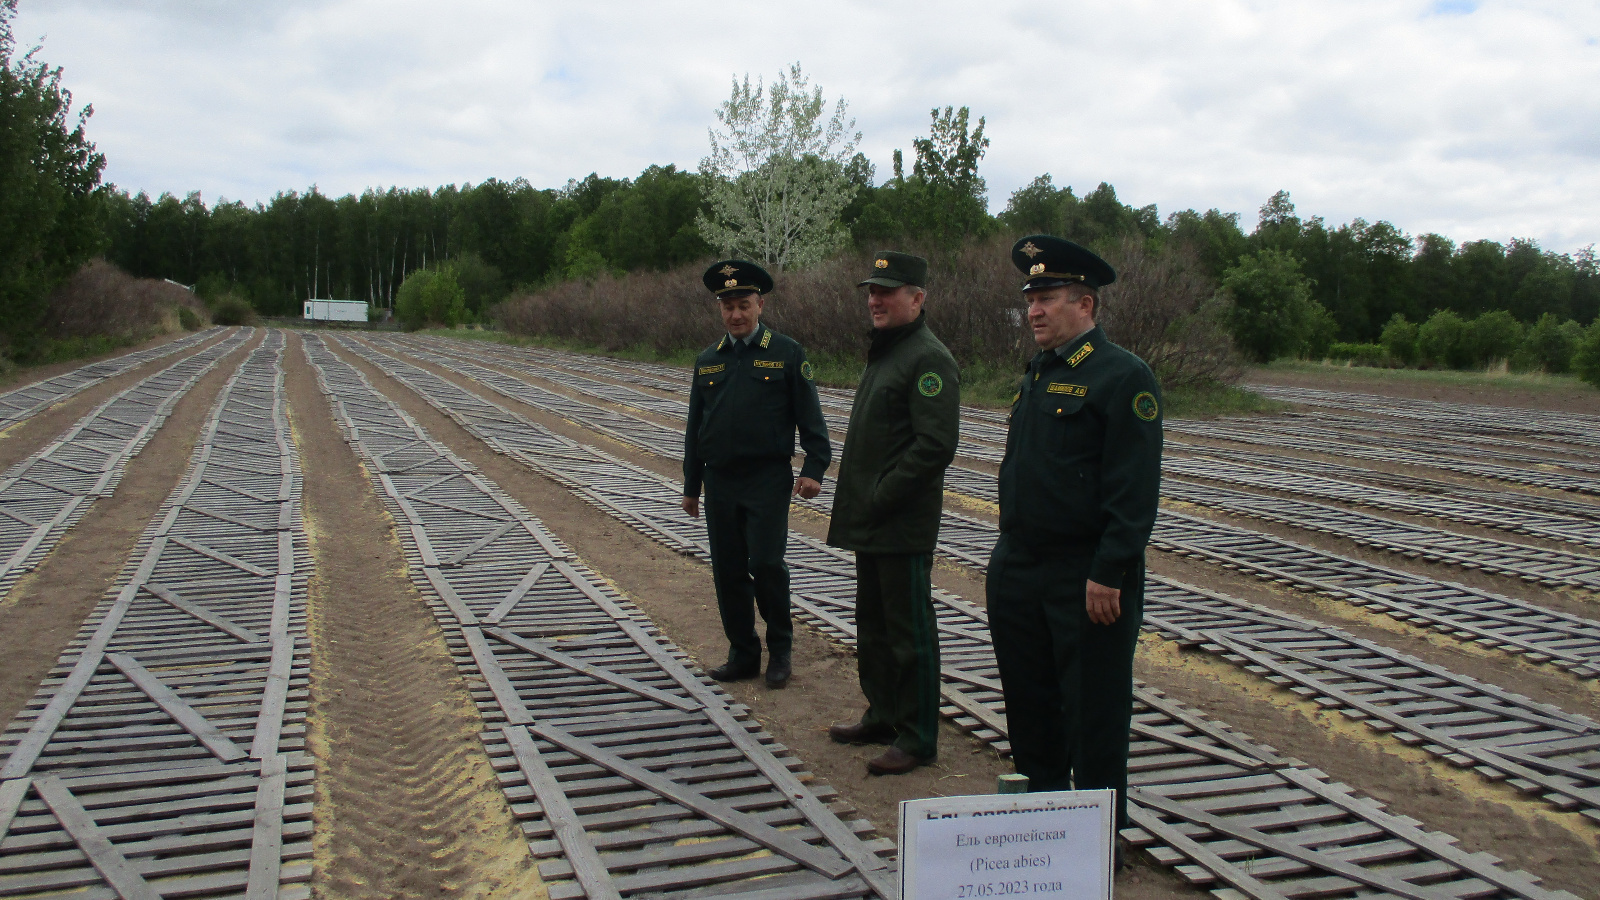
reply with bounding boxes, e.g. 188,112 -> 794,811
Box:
828,720 -> 894,745
764,654 -> 791,688
867,746 -> 933,775
708,660 -> 760,681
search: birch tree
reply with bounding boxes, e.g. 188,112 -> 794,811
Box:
697,63 -> 860,270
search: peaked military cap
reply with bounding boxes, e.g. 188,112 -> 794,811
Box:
703,259 -> 774,298
857,250 -> 928,289
1012,235 -> 1116,291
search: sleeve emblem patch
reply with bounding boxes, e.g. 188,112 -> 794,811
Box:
800,360 -> 815,380
917,371 -> 944,397
1133,391 -> 1160,421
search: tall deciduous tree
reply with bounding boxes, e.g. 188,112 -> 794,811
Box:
0,0 -> 107,356
697,63 -> 860,270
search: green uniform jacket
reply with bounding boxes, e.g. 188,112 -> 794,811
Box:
827,313 -> 961,554
997,325 -> 1163,586
683,324 -> 831,497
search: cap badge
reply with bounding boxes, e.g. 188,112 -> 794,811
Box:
874,258 -> 889,269
1019,241 -> 1043,258
724,278 -> 738,288
718,264 -> 738,276
1029,263 -> 1045,275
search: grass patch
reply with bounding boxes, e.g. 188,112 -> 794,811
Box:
1164,381 -> 1286,419
1259,359 -> 1595,394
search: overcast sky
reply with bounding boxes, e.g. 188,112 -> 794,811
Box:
14,0 -> 1599,252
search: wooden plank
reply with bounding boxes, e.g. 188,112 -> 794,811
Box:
244,755 -> 287,900
532,722 -> 852,880
251,574 -> 296,761
442,521 -> 516,567
168,536 -> 272,577
461,627 -> 532,725
502,725 -> 623,900
1131,787 -> 1461,900
0,777 -> 30,844
33,775 -> 164,900
486,627 -> 701,714
144,583 -> 263,644
105,653 -> 247,763
485,563 -> 548,625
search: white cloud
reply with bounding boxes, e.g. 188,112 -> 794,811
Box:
15,0 -> 1600,250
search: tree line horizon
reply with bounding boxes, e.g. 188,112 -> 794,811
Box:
5,23 -> 1597,372
103,173 -> 1600,341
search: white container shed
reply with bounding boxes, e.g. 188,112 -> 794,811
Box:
303,299 -> 369,323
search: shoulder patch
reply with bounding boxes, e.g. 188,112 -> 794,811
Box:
1133,391 -> 1159,421
800,360 -> 815,380
697,364 -> 725,375
753,359 -> 784,369
917,371 -> 944,397
1046,382 -> 1087,397
1067,343 -> 1094,367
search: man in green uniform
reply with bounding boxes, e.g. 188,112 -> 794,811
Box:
683,259 -> 831,688
987,235 -> 1163,840
826,251 -> 961,776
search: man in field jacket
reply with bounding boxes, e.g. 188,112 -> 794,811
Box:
826,251 -> 961,776
683,259 -> 832,688
988,234 -> 1163,844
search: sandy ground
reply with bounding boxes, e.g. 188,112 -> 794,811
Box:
284,335 -> 546,900
2,330 -> 1597,899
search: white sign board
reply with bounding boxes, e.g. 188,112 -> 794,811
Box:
899,790 -> 1114,900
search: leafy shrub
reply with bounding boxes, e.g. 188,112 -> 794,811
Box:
1326,342 -> 1387,365
1574,321 -> 1600,388
396,265 -> 467,330
177,306 -> 203,330
1514,313 -> 1581,373
1465,309 -> 1522,365
1379,313 -> 1419,365
1219,249 -> 1328,362
209,294 -> 258,326
1417,309 -> 1470,368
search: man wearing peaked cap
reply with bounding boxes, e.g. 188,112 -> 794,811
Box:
826,251 -> 961,776
683,259 -> 831,689
987,234 -> 1163,851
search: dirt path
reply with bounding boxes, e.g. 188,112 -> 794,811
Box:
0,330 -> 256,728
283,335 -> 544,900
333,339 -> 1196,899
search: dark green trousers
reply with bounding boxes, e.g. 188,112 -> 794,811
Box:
986,534 -> 1144,829
855,552 -> 940,759
703,460 -> 794,667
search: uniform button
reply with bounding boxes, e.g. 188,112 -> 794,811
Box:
1056,408 -> 1062,413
